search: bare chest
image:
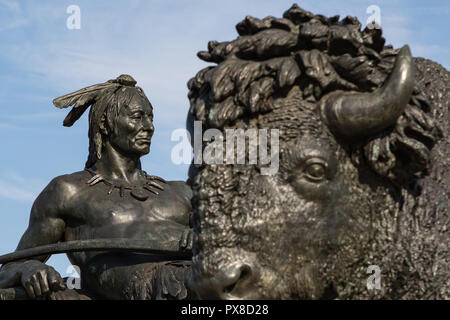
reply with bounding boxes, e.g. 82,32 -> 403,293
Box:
63,181 -> 190,235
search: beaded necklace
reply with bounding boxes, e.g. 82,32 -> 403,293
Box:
85,168 -> 165,201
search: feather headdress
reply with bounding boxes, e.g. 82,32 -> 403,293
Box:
53,74 -> 137,127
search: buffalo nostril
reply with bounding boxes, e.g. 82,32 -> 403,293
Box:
190,263 -> 255,299
223,283 -> 235,294
222,264 -> 253,295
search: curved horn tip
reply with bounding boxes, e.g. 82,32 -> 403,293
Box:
321,44 -> 415,139
399,45 -> 411,56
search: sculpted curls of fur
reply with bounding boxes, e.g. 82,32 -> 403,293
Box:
187,4 -> 449,299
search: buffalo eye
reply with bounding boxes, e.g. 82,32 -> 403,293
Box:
290,157 -> 329,184
305,162 -> 326,182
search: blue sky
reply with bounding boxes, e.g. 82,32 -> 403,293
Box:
0,0 -> 448,278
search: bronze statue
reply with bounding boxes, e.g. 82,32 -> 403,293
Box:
0,75 -> 193,300
1,5 -> 448,301
187,4 -> 449,299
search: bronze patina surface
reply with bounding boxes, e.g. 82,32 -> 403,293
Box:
1,4 -> 448,301
187,4 -> 449,299
0,75 -> 194,300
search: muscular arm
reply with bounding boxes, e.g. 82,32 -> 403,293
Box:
169,180 -> 193,226
169,181 -> 194,250
0,176 -> 67,289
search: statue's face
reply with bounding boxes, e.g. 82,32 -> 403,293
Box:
108,94 -> 154,157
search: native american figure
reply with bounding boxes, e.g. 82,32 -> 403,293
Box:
0,75 -> 193,300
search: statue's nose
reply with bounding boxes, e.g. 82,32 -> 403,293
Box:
190,262 -> 255,299
143,116 -> 154,132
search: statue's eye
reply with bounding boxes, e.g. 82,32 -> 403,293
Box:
131,112 -> 143,119
305,163 -> 326,182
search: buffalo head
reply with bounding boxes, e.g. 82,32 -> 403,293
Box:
186,5 -> 449,299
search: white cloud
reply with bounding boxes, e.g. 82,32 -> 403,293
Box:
0,123 -> 18,129
0,0 -> 20,13
0,0 -> 28,31
0,180 -> 37,202
0,17 -> 28,32
0,112 -> 60,120
0,171 -> 45,202
413,44 -> 448,59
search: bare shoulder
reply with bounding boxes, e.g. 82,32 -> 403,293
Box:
45,170 -> 90,194
165,180 -> 193,202
161,181 -> 192,226
18,172 -> 90,247
33,170 -> 91,214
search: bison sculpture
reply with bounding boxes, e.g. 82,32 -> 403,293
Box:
186,4 -> 449,299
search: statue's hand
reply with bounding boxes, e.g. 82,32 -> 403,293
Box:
19,260 -> 66,299
179,228 -> 193,251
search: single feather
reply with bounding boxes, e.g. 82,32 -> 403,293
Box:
52,81 -> 120,127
